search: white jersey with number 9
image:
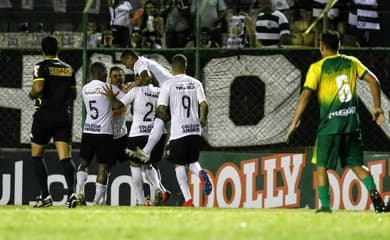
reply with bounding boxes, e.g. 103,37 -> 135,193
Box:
158,74 -> 207,140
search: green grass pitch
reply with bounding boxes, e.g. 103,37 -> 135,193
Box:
1,206 -> 390,240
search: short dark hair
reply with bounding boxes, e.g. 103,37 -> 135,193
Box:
41,36 -> 58,55
121,49 -> 138,59
109,66 -> 124,75
320,30 -> 340,52
90,62 -> 107,80
172,54 -> 187,69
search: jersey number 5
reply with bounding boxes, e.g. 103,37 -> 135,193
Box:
89,100 -> 99,119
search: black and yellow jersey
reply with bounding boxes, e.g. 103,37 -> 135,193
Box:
32,57 -> 76,110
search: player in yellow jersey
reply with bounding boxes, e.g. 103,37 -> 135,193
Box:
286,30 -> 386,213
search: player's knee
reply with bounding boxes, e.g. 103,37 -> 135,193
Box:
77,158 -> 90,172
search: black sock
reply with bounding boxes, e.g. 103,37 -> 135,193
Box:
60,158 -> 76,197
32,156 -> 49,198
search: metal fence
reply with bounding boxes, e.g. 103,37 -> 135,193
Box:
1,48 -> 390,151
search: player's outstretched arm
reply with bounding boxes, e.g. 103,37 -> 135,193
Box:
102,84 -> 124,110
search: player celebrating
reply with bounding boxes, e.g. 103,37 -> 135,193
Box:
121,50 -> 170,160
29,36 -> 77,208
154,54 -> 212,207
286,30 -> 386,213
75,62 -> 117,206
103,62 -> 170,205
110,66 -> 129,167
120,49 -> 172,203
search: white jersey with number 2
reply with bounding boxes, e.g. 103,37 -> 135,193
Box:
82,80 -> 116,135
120,84 -> 163,137
158,74 -> 207,140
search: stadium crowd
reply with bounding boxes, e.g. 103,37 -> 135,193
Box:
2,0 -> 388,48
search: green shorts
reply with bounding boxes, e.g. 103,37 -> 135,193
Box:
311,132 -> 364,169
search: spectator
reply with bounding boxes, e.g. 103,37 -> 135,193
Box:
312,0 -> 339,20
87,19 -> 102,48
252,0 -> 291,47
191,0 -> 228,47
135,1 -> 165,48
101,28 -> 114,47
108,0 -> 133,47
272,0 -> 294,22
161,0 -> 191,48
185,27 -> 220,48
141,30 -> 163,48
226,0 -> 256,48
130,28 -> 143,48
348,0 -> 382,47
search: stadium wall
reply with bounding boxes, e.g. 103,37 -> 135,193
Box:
1,48 -> 390,209
1,48 -> 390,150
1,149 -> 390,210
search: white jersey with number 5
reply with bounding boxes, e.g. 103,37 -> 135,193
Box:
134,56 -> 172,85
158,74 -> 207,140
81,80 -> 114,135
120,84 -> 162,137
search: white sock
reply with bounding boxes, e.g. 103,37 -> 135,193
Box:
143,165 -> 160,202
94,182 -> 107,204
143,118 -> 165,155
130,166 -> 145,205
156,168 -> 168,192
189,162 -> 202,175
175,166 -> 191,201
143,165 -> 160,189
76,171 -> 88,194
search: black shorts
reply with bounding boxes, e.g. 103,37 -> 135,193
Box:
168,135 -> 201,165
80,133 -> 114,165
127,134 -> 167,164
31,109 -> 72,145
113,135 -> 128,164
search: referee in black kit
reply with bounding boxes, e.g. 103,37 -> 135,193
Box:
29,36 -> 77,208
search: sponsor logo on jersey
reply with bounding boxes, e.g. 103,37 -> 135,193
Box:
139,124 -> 153,133
84,87 -> 104,96
328,106 -> 356,119
84,123 -> 102,132
182,123 -> 200,133
49,67 -> 72,77
144,92 -> 159,98
176,82 -> 195,90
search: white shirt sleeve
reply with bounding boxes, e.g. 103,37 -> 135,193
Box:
119,87 -> 137,106
197,82 -> 207,103
134,60 -> 151,77
157,83 -> 169,106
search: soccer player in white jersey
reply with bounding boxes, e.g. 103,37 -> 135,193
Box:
155,54 -> 212,207
103,64 -> 170,206
74,62 -> 119,206
110,66 -> 128,165
121,50 -> 171,159
120,49 -> 172,203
